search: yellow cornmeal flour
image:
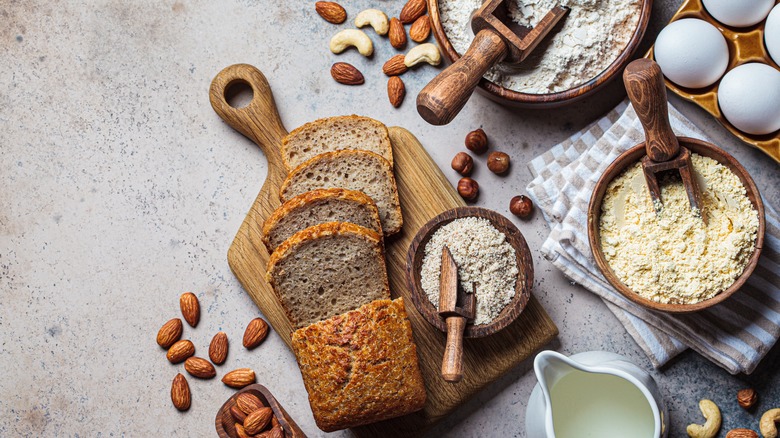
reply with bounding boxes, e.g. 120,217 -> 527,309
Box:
599,154 -> 759,304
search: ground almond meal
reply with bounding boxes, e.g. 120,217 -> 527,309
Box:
439,0 -> 642,94
599,154 -> 759,304
421,217 -> 518,325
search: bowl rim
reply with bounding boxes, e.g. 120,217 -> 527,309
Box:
405,206 -> 533,337
586,138 -> 765,313
427,0 -> 654,105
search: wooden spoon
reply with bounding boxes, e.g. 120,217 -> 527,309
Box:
438,246 -> 476,383
623,58 -> 704,218
417,0 -> 568,125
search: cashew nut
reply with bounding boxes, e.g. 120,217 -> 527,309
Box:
354,9 -> 389,36
760,408 -> 780,438
687,399 -> 722,438
329,29 -> 373,57
403,43 -> 441,68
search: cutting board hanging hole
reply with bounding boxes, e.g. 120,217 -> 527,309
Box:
225,79 -> 254,109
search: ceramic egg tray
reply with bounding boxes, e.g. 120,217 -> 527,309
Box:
646,0 -> 780,164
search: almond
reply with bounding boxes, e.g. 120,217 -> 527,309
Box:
271,415 -> 279,428
330,62 -> 364,86
179,292 -> 200,327
244,407 -> 273,435
409,15 -> 431,42
209,331 -> 229,365
222,408 -> 239,438
156,318 -> 182,349
383,55 -> 408,76
171,373 -> 191,411
315,1 -> 346,24
388,76 -> 406,108
166,339 -> 195,364
726,429 -> 759,438
236,392 -> 265,414
230,405 -> 247,423
235,424 -> 251,438
258,426 -> 284,438
184,356 -> 216,379
223,368 -> 257,388
389,18 -> 407,49
243,318 -> 269,349
399,0 -> 426,24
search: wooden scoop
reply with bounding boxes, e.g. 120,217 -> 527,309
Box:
623,58 -> 704,218
438,246 -> 476,383
417,0 -> 568,125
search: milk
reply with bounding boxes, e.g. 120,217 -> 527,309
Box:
549,369 -> 655,438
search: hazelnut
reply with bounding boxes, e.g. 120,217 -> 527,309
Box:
457,177 -> 479,201
465,129 -> 488,154
737,388 -> 757,409
487,151 -> 510,174
451,152 -> 474,176
510,195 -> 533,218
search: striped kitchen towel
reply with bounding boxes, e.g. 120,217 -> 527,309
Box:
526,100 -> 780,375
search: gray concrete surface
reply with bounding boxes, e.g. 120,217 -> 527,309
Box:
1,0 -> 778,436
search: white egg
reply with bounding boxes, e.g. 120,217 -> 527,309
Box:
654,19 -> 730,89
766,4 -> 780,65
718,63 -> 780,135
702,0 -> 774,27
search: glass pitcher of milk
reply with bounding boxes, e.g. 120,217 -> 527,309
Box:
526,350 -> 668,438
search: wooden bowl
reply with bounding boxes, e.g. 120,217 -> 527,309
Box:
427,0 -> 653,108
215,384 -> 307,438
646,0 -> 780,163
406,207 -> 533,337
587,138 -> 765,313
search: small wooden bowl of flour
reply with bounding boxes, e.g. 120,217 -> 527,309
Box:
587,138 -> 765,313
428,0 -> 652,107
406,207 -> 533,337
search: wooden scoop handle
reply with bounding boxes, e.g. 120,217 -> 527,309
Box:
623,59 -> 679,162
441,315 -> 466,382
209,64 -> 288,178
417,29 -> 508,125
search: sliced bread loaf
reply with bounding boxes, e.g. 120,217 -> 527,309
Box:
281,115 -> 393,171
291,298 -> 427,432
279,150 -> 403,235
266,222 -> 391,329
262,188 -> 382,251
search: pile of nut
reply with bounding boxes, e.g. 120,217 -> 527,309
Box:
317,0 -> 442,108
686,390 -> 780,438
157,292 -> 270,412
451,128 -> 534,219
220,391 -> 285,438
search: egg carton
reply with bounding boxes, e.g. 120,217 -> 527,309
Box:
646,0 -> 780,164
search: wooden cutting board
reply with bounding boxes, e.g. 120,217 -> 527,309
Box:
210,64 -> 558,437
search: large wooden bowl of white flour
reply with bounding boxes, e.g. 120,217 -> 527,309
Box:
428,0 -> 652,107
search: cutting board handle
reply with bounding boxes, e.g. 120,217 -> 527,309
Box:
209,64 -> 288,175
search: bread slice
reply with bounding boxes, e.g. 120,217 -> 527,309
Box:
281,115 -> 393,171
291,298 -> 427,432
262,188 -> 382,251
266,222 -> 391,329
279,150 -> 403,235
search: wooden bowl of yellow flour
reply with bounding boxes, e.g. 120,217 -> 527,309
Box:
587,138 -> 765,313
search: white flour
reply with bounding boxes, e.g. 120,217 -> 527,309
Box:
599,155 -> 759,305
439,0 -> 642,93
420,217 -> 518,325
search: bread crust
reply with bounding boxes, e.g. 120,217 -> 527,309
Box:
261,188 -> 382,250
291,298 -> 427,432
281,115 -> 392,171
278,150 -> 403,235
266,222 -> 390,328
